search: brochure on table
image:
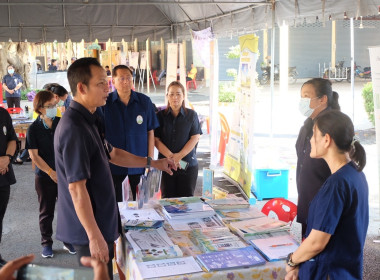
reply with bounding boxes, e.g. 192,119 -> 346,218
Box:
167,214 -> 226,231
249,235 -> 299,261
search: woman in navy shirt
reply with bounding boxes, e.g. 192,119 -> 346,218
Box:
26,91 -> 76,259
154,81 -> 202,198
286,110 -> 369,280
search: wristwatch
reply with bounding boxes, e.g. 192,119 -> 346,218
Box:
5,154 -> 13,162
146,156 -> 152,169
286,253 -> 298,267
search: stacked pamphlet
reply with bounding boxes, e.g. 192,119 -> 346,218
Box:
215,206 -> 266,222
249,234 -> 299,261
189,229 -> 247,253
196,246 -> 266,271
119,208 -> 164,230
206,196 -> 250,210
161,199 -> 215,220
228,216 -> 290,238
166,214 -> 227,231
126,228 -> 183,262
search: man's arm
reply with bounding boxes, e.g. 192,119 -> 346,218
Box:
109,147 -> 175,175
69,180 -> 109,263
147,130 -> 155,158
0,140 -> 17,175
14,81 -> 23,91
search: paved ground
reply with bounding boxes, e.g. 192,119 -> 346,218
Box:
3,74 -> 380,279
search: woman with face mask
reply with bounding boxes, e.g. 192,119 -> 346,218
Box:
296,78 -> 340,239
25,91 -> 76,259
45,84 -> 72,113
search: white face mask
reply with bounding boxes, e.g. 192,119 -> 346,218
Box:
45,107 -> 57,119
299,97 -> 319,117
57,99 -> 64,107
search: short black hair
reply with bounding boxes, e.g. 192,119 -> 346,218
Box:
67,57 -> 102,96
112,65 -> 133,77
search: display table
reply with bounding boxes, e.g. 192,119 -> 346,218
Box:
115,202 -> 287,280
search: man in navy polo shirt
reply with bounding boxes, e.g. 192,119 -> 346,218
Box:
54,57 -> 175,279
97,65 -> 159,201
2,65 -> 23,108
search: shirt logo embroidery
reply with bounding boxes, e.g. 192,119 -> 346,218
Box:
3,126 -> 7,136
136,115 -> 143,125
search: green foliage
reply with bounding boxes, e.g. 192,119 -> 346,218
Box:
224,45 -> 240,59
362,82 -> 374,125
226,68 -> 238,79
219,82 -> 236,102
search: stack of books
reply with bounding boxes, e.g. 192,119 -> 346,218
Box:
119,208 -> 164,230
189,229 -> 247,253
126,228 -> 183,262
196,246 -> 266,271
228,216 -> 290,238
206,195 -> 250,210
249,234 -> 299,261
160,197 -> 215,220
215,206 -> 266,223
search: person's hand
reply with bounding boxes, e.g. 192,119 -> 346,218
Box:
0,156 -> 10,170
0,166 -> 9,175
171,153 -> 183,169
8,89 -> 14,94
0,254 -> 34,280
80,256 -> 110,280
285,266 -> 299,280
49,170 -> 57,183
89,235 -> 109,264
152,158 -> 177,175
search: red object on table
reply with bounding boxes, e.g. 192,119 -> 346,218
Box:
6,107 -> 23,114
261,198 -> 297,224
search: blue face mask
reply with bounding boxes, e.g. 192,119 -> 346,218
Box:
8,69 -> 14,75
45,107 -> 57,119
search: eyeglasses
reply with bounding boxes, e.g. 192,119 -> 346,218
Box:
42,105 -> 57,109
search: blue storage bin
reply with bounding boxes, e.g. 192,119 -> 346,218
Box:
252,169 -> 289,200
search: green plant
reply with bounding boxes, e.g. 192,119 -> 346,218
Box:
224,45 -> 241,59
219,82 -> 236,102
362,82 -> 374,125
21,88 -> 41,101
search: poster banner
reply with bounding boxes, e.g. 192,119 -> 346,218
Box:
166,43 -> 178,91
129,51 -> 139,69
191,27 -> 214,68
223,34 -> 258,202
140,51 -> 147,70
368,46 -> 380,210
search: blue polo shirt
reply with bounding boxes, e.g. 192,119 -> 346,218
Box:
96,90 -> 159,175
154,107 -> 202,167
54,100 -> 118,245
300,161 -> 369,280
2,73 -> 23,98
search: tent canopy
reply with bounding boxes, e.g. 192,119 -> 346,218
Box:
0,0 -> 379,42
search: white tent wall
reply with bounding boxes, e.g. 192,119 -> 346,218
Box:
0,1 -> 379,42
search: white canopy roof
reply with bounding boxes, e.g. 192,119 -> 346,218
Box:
0,0 -> 379,42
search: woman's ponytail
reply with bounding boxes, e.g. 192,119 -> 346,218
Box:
350,141 -> 366,172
